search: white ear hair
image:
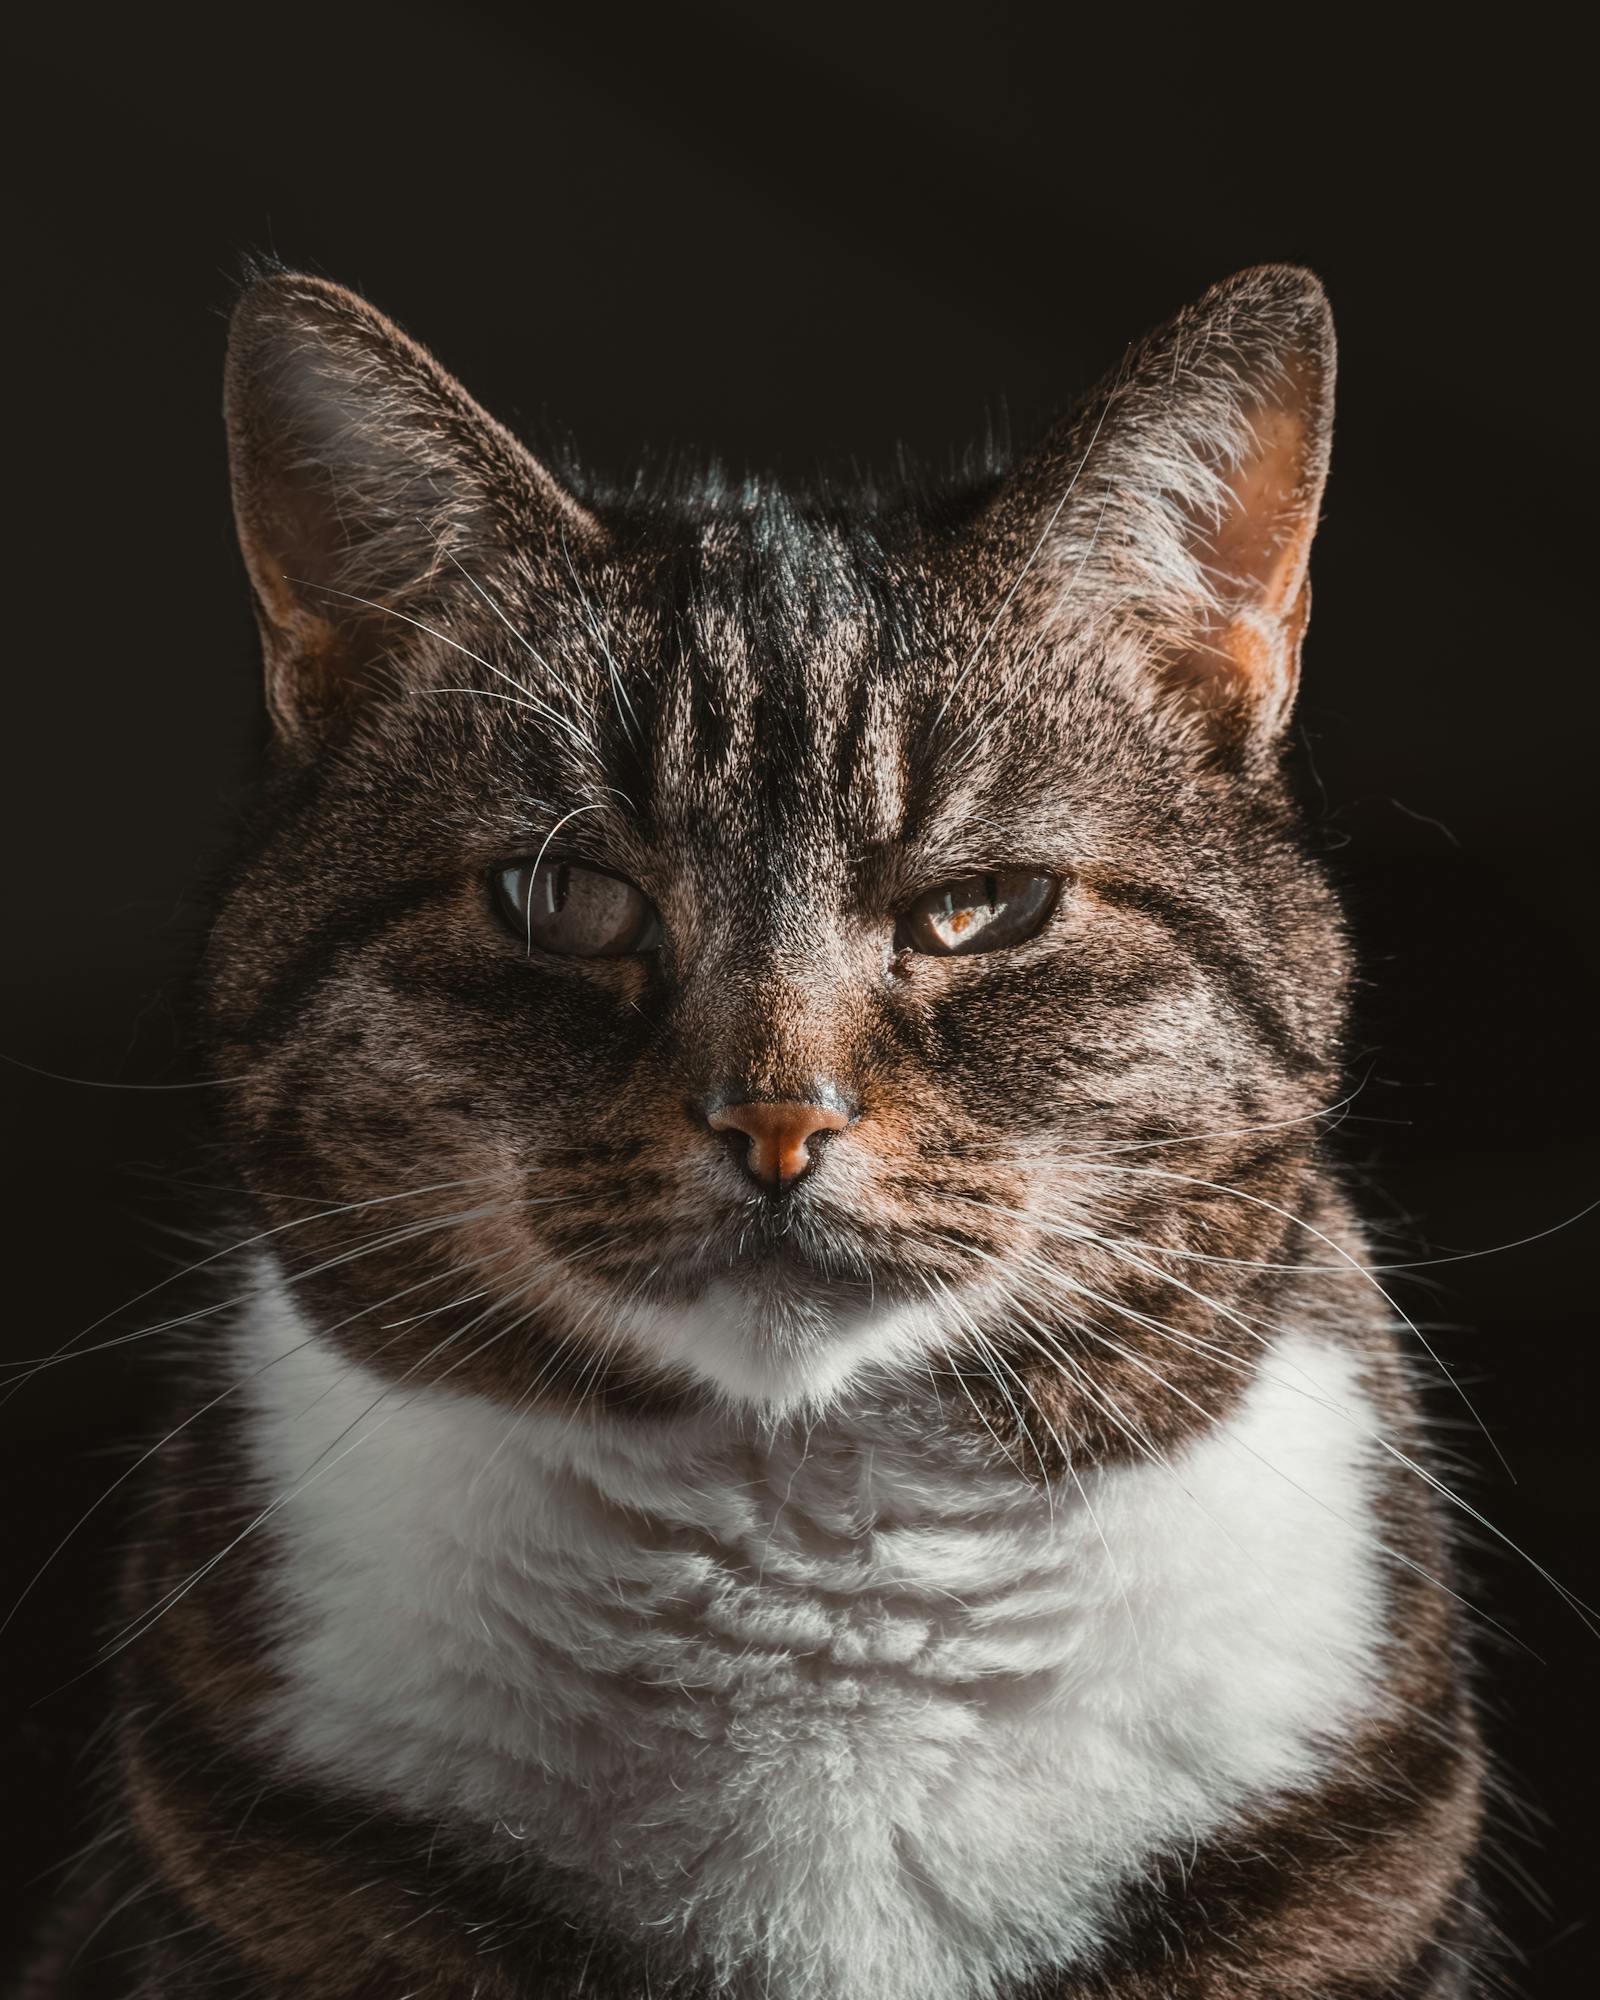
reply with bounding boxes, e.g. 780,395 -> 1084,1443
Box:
225,272 -> 597,738
992,265 -> 1335,755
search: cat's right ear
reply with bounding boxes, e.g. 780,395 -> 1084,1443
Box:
225,273 -> 598,739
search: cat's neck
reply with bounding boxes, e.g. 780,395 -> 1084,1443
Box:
228,1257 -> 1389,2000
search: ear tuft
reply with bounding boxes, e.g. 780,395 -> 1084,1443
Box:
224,274 -> 595,738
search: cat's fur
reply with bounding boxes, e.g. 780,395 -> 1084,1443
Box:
26,266 -> 1484,1996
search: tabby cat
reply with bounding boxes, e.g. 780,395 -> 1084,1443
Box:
25,265 -> 1484,1997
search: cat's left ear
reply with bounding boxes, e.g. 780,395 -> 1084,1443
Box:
225,271 -> 600,739
991,265 -> 1335,756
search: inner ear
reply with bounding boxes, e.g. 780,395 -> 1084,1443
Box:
225,273 -> 598,739
1168,350 -> 1329,742
980,267 -> 1336,761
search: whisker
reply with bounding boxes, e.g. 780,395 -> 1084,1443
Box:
2,1187 -> 570,1383
1059,1311 -> 1542,1652
96,1282 -> 541,1671
917,1278 -> 1029,1478
994,1232 -> 1593,1643
295,573 -> 606,770
0,1173 -> 509,1402
0,1049 -> 246,1092
930,381 -> 1119,731
1060,1157 -> 1518,1481
929,1216 -> 1591,1641
945,1298 -> 1149,1664
4,1227 -> 550,1637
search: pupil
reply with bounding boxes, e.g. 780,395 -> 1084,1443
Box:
544,863 -> 570,917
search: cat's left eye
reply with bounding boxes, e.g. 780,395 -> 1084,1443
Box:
493,859 -> 662,958
898,870 -> 1060,956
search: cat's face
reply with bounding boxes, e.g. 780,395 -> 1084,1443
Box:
208,268 -> 1343,1446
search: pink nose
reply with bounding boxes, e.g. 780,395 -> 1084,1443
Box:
706,1100 -> 850,1190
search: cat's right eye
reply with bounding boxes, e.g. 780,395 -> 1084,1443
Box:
493,858 -> 662,958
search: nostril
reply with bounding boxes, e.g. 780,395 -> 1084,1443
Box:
703,1099 -> 853,1194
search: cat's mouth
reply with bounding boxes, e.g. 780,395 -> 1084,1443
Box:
728,1234 -> 875,1296
651,1199 -> 888,1309
613,1207 -> 933,1409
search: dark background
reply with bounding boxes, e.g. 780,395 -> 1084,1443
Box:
5,5 -> 1595,1987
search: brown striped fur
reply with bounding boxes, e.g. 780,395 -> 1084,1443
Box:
24,265 -> 1486,1997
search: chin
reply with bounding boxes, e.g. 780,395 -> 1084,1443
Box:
616,1276 -> 935,1416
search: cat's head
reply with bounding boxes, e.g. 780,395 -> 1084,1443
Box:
207,266 -> 1343,1449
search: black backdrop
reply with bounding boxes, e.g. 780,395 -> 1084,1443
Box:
5,6 -> 1596,1986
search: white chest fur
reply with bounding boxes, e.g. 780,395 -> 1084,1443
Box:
238,1269 -> 1387,2000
